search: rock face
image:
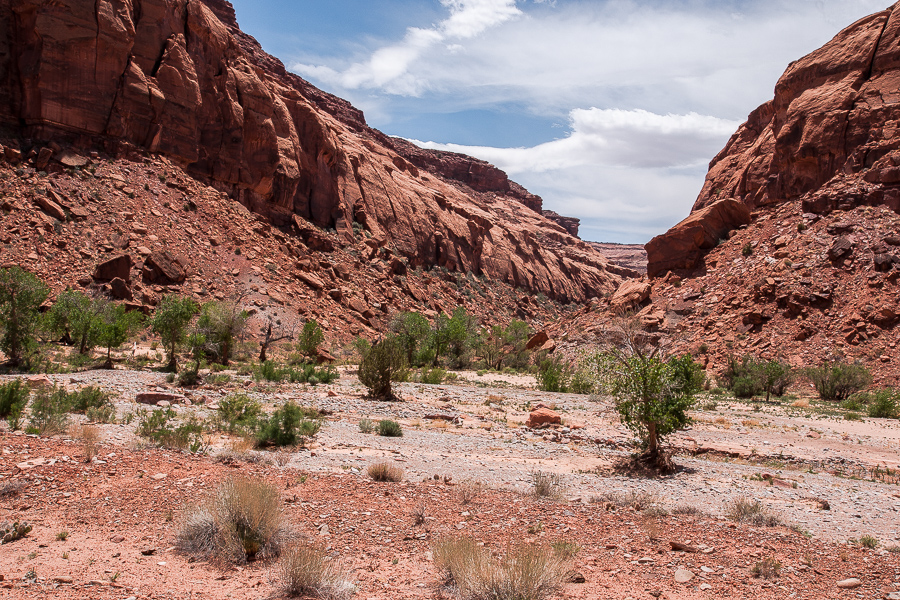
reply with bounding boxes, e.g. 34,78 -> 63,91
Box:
0,0 -> 621,302
646,199 -> 751,277
692,3 -> 900,216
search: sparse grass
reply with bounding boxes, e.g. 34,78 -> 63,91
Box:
176,477 -> 289,564
376,419 -> 403,437
55,531 -> 68,541
432,536 -> 567,600
277,544 -> 353,600
411,504 -> 427,526
531,471 -> 565,499
885,545 -> 900,553
550,540 -> 580,559
858,535 -> 878,549
724,496 -> 780,527
672,505 -> 702,516
76,424 -> 100,463
367,462 -> 403,482
458,480 -> 482,505
751,557 -> 781,579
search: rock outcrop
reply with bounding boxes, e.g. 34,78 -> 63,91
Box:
646,199 -> 751,278
0,0 -> 620,302
692,3 -> 900,216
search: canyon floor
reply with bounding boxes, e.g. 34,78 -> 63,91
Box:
1,368 -> 899,599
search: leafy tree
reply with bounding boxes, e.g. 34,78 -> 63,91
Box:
94,302 -> 145,369
151,295 -> 199,372
804,361 -> 872,401
186,332 -> 207,373
479,325 -> 506,370
296,319 -> 325,361
594,320 -> 703,471
0,267 -> 50,367
427,312 -> 452,367
390,311 -> 430,366
44,289 -> 102,353
359,336 -> 407,401
445,307 -> 479,368
195,300 -> 248,365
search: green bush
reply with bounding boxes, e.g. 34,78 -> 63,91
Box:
359,337 -> 406,401
722,355 -> 793,401
151,295 -> 200,372
0,380 -> 29,430
255,360 -> 285,382
177,368 -> 200,387
137,408 -> 207,453
376,419 -> 403,437
358,418 -> 374,433
865,389 -> 899,419
256,402 -> 321,447
86,404 -> 116,424
27,387 -> 70,435
67,386 -> 112,414
420,368 -> 446,385
805,361 -> 873,401
537,356 -> 571,393
296,319 -> 325,360
732,375 -> 760,398
218,393 -> 262,434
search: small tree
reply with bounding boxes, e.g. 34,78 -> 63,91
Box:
359,336 -> 406,401
296,319 -> 325,361
390,311 -> 430,366
44,289 -> 102,353
195,300 -> 248,365
0,267 -> 50,367
94,302 -> 144,369
151,295 -> 199,372
594,320 -> 703,472
258,317 -> 294,363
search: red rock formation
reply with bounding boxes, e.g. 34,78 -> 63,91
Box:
0,0 -> 620,302
692,3 -> 900,215
646,199 -> 751,278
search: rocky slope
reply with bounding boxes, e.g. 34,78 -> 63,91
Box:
0,0 -> 621,304
568,3 -> 900,381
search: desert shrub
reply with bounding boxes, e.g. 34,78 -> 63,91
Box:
67,386 -> 112,414
217,393 -> 262,434
723,355 -> 792,401
285,364 -> 339,385
27,386 -> 70,435
724,496 -> 780,527
277,544 -> 353,600
137,408 -> 207,453
177,367 -> 200,387
255,360 -> 286,382
0,380 -> 29,427
76,424 -> 100,463
195,301 -> 248,366
537,355 -> 572,393
86,403 -> 117,424
432,536 -> 567,600
731,375 -> 760,399
531,471 -> 566,499
550,540 -> 580,560
858,534 -> 879,549
841,395 -> 868,412
358,418 -> 374,434
864,389 -> 899,419
376,419 -> 403,437
420,368 -> 446,385
367,462 -> 404,482
177,477 -> 288,564
359,337 -> 406,401
257,402 -> 321,447
804,361 -> 872,401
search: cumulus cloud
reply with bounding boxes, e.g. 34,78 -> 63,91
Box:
411,108 -> 739,242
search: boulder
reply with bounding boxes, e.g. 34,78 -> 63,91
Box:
109,277 -> 133,301
646,199 -> 751,278
93,255 -> 132,281
609,280 -> 652,311
525,407 -> 561,428
142,251 -> 186,285
828,237 -> 854,260
526,331 -> 550,350
135,392 -> 182,405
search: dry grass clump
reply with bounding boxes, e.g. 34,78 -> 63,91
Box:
458,479 -> 483,505
75,424 -> 101,463
278,544 -> 354,600
432,536 -> 568,600
672,504 -> 703,516
0,480 -> 25,498
725,496 -> 780,527
751,557 -> 781,579
177,477 -> 289,564
367,462 -> 404,482
531,471 -> 565,499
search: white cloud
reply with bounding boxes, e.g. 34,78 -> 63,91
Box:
410,107 -> 739,242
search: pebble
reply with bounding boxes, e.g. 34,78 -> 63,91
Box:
674,568 -> 694,583
836,578 -> 861,589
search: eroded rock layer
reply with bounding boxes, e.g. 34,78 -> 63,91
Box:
0,0 -> 620,302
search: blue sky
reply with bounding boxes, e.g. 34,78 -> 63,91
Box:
229,0 -> 888,243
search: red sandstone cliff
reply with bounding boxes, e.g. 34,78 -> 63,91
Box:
0,0 -> 620,302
